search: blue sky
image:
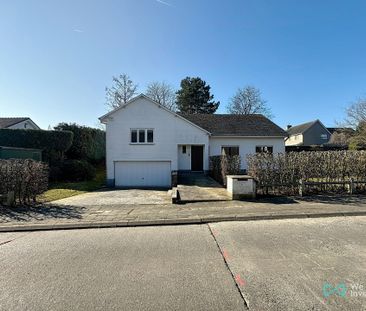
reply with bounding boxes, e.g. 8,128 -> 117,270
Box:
1,0 -> 365,129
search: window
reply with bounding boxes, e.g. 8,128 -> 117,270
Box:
147,130 -> 154,143
130,129 -> 154,144
182,145 -> 186,154
256,146 -> 273,153
131,130 -> 137,143
320,134 -> 328,140
221,146 -> 239,156
139,130 -> 145,143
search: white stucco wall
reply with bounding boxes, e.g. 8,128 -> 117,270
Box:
104,97 -> 209,183
285,134 -> 303,146
209,137 -> 285,169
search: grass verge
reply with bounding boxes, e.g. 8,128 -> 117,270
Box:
38,167 -> 106,203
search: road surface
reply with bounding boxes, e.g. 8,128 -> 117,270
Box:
1,217 -> 365,310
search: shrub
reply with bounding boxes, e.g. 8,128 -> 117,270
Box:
209,155 -> 241,185
0,129 -> 73,163
52,160 -> 96,182
0,159 -> 48,205
54,123 -> 105,163
247,151 -> 366,195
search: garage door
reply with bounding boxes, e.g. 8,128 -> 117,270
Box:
115,161 -> 171,188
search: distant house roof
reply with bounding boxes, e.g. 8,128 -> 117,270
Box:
179,114 -> 287,137
326,127 -> 355,135
287,120 -> 331,136
0,117 -> 30,129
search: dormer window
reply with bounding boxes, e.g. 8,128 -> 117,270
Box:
131,129 -> 154,144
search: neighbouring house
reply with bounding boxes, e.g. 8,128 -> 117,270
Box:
99,94 -> 287,188
0,117 -> 40,130
285,120 -> 331,146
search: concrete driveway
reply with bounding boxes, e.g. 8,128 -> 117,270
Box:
53,189 -> 171,206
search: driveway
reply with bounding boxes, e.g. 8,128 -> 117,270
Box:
53,188 -> 171,206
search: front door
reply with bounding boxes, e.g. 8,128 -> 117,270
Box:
191,145 -> 204,171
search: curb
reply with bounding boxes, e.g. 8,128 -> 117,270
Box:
0,210 -> 366,232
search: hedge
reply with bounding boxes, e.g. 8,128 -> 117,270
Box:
247,151 -> 366,195
54,123 -> 105,163
209,155 -> 241,185
0,129 -> 73,163
0,159 -> 48,205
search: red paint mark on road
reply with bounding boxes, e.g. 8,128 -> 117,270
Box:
235,274 -> 246,287
222,249 -> 229,260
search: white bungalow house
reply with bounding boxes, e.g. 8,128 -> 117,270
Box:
99,94 -> 286,188
0,117 -> 40,130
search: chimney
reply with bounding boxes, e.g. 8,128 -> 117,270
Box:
287,125 -> 292,130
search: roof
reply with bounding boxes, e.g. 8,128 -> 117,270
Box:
179,114 -> 287,137
286,120 -> 331,136
326,127 -> 355,134
0,117 -> 29,129
287,120 -> 317,135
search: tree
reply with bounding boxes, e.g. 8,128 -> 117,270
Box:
146,81 -> 176,111
343,97 -> 366,128
227,86 -> 273,118
176,77 -> 219,114
349,122 -> 366,150
105,74 -> 138,110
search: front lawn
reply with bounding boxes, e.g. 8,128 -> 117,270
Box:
38,167 -> 106,203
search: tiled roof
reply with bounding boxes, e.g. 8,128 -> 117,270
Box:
179,114 -> 287,137
287,120 -> 318,135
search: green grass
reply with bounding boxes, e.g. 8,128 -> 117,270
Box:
38,167 -> 106,203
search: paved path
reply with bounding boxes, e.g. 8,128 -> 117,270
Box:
1,195 -> 366,231
1,217 -> 365,310
177,174 -> 231,203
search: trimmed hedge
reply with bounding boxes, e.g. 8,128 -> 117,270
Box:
0,159 -> 48,205
50,159 -> 96,182
209,155 -> 241,185
54,123 -> 105,163
0,128 -> 73,152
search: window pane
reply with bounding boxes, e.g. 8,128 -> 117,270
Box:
182,145 -> 186,153
256,146 -> 273,153
139,130 -> 145,143
131,130 -> 137,143
222,146 -> 239,156
147,130 -> 154,143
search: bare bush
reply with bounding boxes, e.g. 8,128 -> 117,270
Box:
0,159 -> 48,205
210,155 -> 241,185
247,151 -> 366,195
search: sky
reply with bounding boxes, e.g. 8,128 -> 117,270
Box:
0,0 -> 365,129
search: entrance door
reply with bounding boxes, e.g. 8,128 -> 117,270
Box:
191,145 -> 204,171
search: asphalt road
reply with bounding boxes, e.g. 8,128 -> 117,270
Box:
1,217 -> 365,311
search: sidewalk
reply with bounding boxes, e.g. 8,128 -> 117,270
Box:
1,195 -> 366,232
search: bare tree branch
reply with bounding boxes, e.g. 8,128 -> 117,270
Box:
146,81 -> 177,111
227,86 -> 273,119
105,74 -> 138,110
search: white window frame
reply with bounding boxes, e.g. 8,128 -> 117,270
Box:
130,128 -> 154,144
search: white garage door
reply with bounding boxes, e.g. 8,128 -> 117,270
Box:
115,161 -> 171,188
